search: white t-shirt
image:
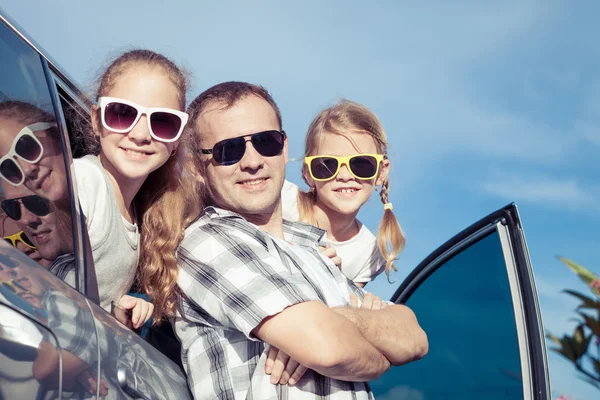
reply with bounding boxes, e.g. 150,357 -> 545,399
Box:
281,180 -> 386,284
73,155 -> 139,311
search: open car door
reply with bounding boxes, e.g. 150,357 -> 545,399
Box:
370,204 -> 551,400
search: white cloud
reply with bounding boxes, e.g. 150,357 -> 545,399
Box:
482,174 -> 599,212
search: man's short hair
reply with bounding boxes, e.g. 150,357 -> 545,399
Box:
186,81 -> 283,130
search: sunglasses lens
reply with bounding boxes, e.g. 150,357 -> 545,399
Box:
4,238 -> 13,246
349,156 -> 378,179
1,199 -> 21,220
213,137 -> 246,165
310,157 -> 339,180
20,232 -> 34,248
22,196 -> 51,217
15,134 -> 42,161
150,112 -> 182,141
105,102 -> 138,131
0,159 -> 22,184
252,131 -> 285,157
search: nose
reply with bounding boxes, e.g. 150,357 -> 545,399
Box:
335,163 -> 353,182
238,140 -> 264,171
127,114 -> 152,144
18,159 -> 40,180
18,203 -> 42,228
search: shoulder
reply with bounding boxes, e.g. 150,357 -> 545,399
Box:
180,208 -> 268,262
281,180 -> 301,221
73,156 -> 108,190
356,220 -> 377,243
281,180 -> 300,197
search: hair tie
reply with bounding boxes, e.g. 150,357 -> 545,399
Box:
383,202 -> 393,211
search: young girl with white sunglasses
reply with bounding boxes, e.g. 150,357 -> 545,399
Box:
282,100 -> 405,287
74,50 -> 189,327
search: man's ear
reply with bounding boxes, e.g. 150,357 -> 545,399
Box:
283,135 -> 289,165
375,158 -> 390,186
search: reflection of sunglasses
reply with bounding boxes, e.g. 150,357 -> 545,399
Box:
305,154 -> 386,181
98,97 -> 188,143
1,195 -> 51,221
0,122 -> 53,186
200,130 -> 286,166
4,230 -> 35,249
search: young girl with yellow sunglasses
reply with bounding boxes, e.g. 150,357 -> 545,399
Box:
282,100 -> 405,287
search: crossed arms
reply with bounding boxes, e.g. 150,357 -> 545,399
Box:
252,296 -> 428,382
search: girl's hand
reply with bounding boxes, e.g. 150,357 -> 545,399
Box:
349,292 -> 388,310
319,245 -> 342,269
115,295 -> 154,329
265,345 -> 308,386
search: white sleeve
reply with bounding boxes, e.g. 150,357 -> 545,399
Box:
72,157 -> 112,249
281,180 -> 301,222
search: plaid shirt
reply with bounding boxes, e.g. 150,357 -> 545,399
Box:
175,206 -> 373,400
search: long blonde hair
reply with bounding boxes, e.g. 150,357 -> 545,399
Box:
297,100 -> 405,277
86,50 -> 202,321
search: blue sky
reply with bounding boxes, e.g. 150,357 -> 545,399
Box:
2,1 -> 599,398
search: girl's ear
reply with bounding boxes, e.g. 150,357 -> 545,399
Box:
90,105 -> 101,136
376,158 -> 390,186
302,163 -> 315,188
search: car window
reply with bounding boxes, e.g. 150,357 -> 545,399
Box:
370,229 -> 525,400
0,20 -> 79,291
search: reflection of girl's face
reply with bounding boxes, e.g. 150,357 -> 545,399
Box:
0,117 -> 68,201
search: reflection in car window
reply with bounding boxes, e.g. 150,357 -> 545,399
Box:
0,23 -> 76,286
370,231 -> 523,400
0,246 -> 103,398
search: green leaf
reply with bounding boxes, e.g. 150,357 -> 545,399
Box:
580,312 -> 600,337
563,290 -> 600,308
558,257 -> 600,297
593,358 -> 600,377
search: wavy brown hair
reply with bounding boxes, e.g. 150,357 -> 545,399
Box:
297,100 -> 405,278
85,50 -> 202,321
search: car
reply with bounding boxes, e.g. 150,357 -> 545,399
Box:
0,6 -> 551,399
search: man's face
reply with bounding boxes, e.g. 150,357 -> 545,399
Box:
196,95 -> 288,222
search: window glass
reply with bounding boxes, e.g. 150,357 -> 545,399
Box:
0,21 -> 76,287
370,231 -> 523,400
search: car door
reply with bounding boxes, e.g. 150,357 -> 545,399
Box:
369,204 -> 551,400
0,10 -> 104,398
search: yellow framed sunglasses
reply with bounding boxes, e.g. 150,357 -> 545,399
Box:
304,154 -> 386,182
3,230 -> 36,249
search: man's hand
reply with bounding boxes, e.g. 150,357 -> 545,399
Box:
265,345 -> 308,385
114,295 -> 154,329
319,245 -> 342,269
335,304 -> 428,366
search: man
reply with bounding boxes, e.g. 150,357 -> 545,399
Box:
175,81 -> 428,399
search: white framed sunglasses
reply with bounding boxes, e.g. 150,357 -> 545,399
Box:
0,122 -> 53,186
98,97 -> 189,143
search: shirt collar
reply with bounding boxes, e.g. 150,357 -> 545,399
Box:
203,206 -> 326,248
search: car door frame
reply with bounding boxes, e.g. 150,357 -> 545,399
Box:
391,203 -> 551,399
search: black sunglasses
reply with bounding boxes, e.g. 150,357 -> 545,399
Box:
1,195 -> 51,221
200,130 -> 286,166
